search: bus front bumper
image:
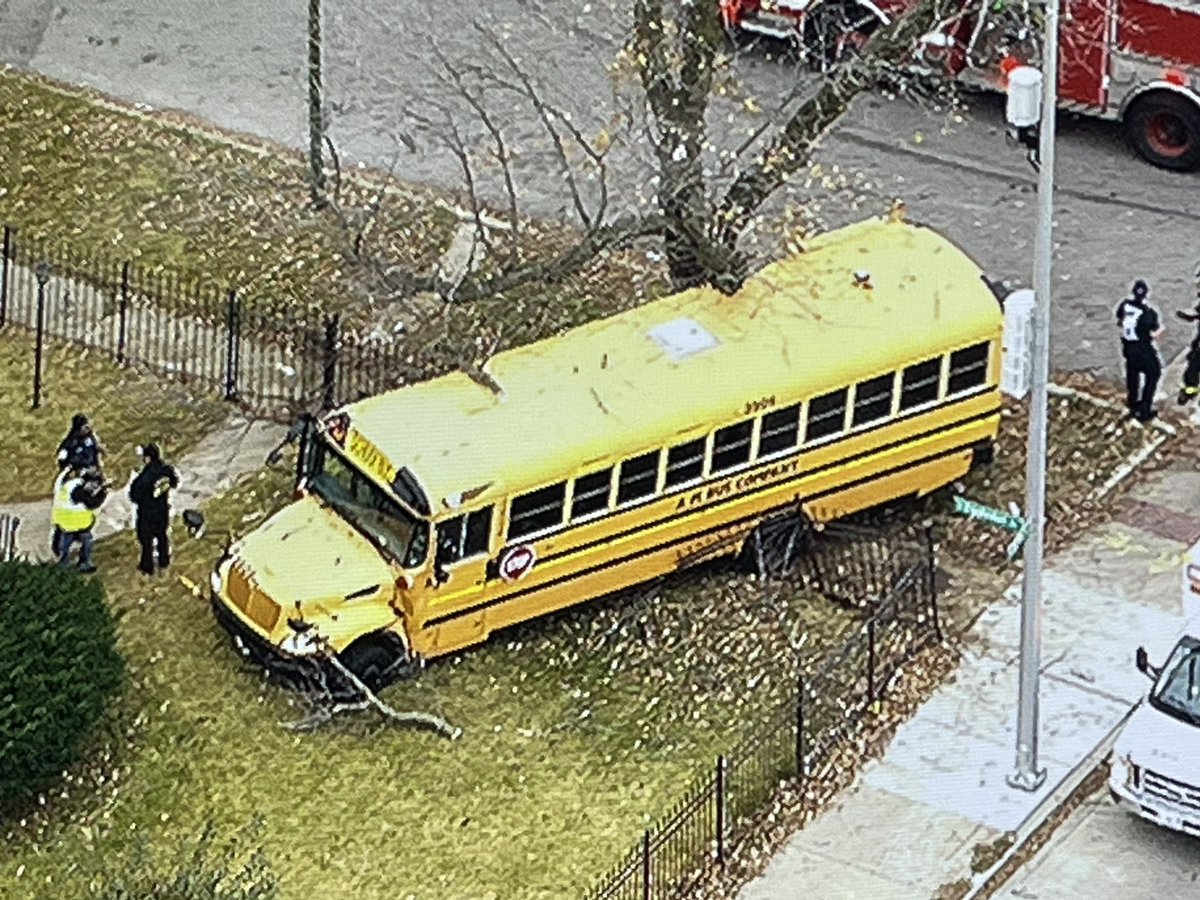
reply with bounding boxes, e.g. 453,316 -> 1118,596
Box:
210,591 -> 324,687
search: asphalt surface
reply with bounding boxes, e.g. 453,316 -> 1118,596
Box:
3,0 -> 1200,384
998,787 -> 1200,898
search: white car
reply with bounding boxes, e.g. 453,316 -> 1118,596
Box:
1107,544 -> 1200,836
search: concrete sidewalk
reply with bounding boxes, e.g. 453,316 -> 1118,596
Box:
1,412 -> 283,563
740,439 -> 1199,898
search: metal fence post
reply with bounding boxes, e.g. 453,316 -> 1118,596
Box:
715,755 -> 726,865
795,673 -> 806,777
0,225 -> 11,327
641,829 -> 651,900
117,261 -> 131,364
224,290 -> 240,400
32,261 -> 50,409
867,617 -> 877,705
322,313 -> 339,410
925,523 -> 943,642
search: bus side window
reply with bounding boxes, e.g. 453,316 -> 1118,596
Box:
571,467 -> 614,520
900,357 -> 942,410
948,343 -> 990,394
617,451 -> 660,506
509,483 -> 567,539
710,420 -> 754,474
852,374 -> 895,427
758,403 -> 801,458
665,438 -> 705,487
805,388 -> 848,442
436,507 -> 493,565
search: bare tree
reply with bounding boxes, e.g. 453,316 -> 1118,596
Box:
327,0 -> 965,305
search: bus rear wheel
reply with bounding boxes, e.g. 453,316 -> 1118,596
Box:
1125,93 -> 1200,171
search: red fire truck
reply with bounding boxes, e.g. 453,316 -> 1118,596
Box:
719,0 -> 1200,170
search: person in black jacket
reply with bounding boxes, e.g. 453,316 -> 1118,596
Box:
57,413 -> 106,473
128,443 -> 180,575
1177,269 -> 1200,406
1115,279 -> 1164,422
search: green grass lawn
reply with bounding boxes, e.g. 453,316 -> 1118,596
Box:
0,460 -> 858,900
0,388 -> 1156,900
0,69 -> 455,309
0,332 -> 231,502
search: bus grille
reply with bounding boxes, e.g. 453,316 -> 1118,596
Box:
226,563 -> 280,634
1143,769 -> 1200,815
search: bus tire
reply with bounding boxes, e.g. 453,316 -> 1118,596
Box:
1125,92 -> 1200,172
339,635 -> 409,694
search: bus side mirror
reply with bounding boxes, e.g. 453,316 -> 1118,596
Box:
1136,646 -> 1155,678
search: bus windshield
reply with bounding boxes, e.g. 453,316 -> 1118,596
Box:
308,440 -> 429,569
1150,636 -> 1200,728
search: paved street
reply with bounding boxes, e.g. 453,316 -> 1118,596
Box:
997,787 -> 1200,898
3,2 -> 1200,386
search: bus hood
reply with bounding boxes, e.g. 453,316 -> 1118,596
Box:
1115,701 -> 1200,784
232,496 -> 396,613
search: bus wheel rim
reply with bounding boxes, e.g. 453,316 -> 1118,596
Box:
1147,111 -> 1192,158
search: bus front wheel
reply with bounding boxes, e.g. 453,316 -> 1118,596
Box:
1125,92 -> 1200,172
339,634 -> 412,694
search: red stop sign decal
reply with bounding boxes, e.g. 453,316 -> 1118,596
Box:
499,545 -> 537,582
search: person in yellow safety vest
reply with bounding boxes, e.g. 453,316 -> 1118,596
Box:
51,466 -> 100,573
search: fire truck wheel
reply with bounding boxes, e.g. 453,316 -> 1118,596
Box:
1126,92 -> 1200,171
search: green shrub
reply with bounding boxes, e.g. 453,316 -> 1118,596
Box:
88,818 -> 280,900
0,561 -> 124,806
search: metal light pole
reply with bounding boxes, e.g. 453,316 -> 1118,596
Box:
32,260 -> 50,410
1008,0 -> 1059,793
307,0 -> 326,207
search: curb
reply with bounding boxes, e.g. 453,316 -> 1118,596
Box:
961,705 -> 1136,900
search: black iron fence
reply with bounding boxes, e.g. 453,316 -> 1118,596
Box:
0,225 -> 411,421
584,524 -> 941,900
0,514 -> 19,562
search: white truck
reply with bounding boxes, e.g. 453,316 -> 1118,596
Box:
1108,549 -> 1200,836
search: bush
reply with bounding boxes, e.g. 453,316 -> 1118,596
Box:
0,561 -> 124,807
88,818 -> 280,900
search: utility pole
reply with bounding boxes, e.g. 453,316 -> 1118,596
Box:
1007,0 -> 1059,793
308,0 -> 326,207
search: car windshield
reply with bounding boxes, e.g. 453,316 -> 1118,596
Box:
308,440 -> 428,569
1150,637 -> 1200,727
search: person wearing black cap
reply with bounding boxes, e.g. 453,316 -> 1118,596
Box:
1115,279 -> 1164,422
128,443 -> 180,575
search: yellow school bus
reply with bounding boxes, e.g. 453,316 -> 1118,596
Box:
209,215 -> 1003,687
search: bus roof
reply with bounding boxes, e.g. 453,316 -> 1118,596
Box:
342,216 -> 1002,514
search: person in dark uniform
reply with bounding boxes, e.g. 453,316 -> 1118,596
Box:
57,413 -> 105,473
1176,268 -> 1200,405
1115,279 -> 1164,422
128,443 -> 179,575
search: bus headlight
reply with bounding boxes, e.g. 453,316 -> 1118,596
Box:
279,630 -> 322,657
